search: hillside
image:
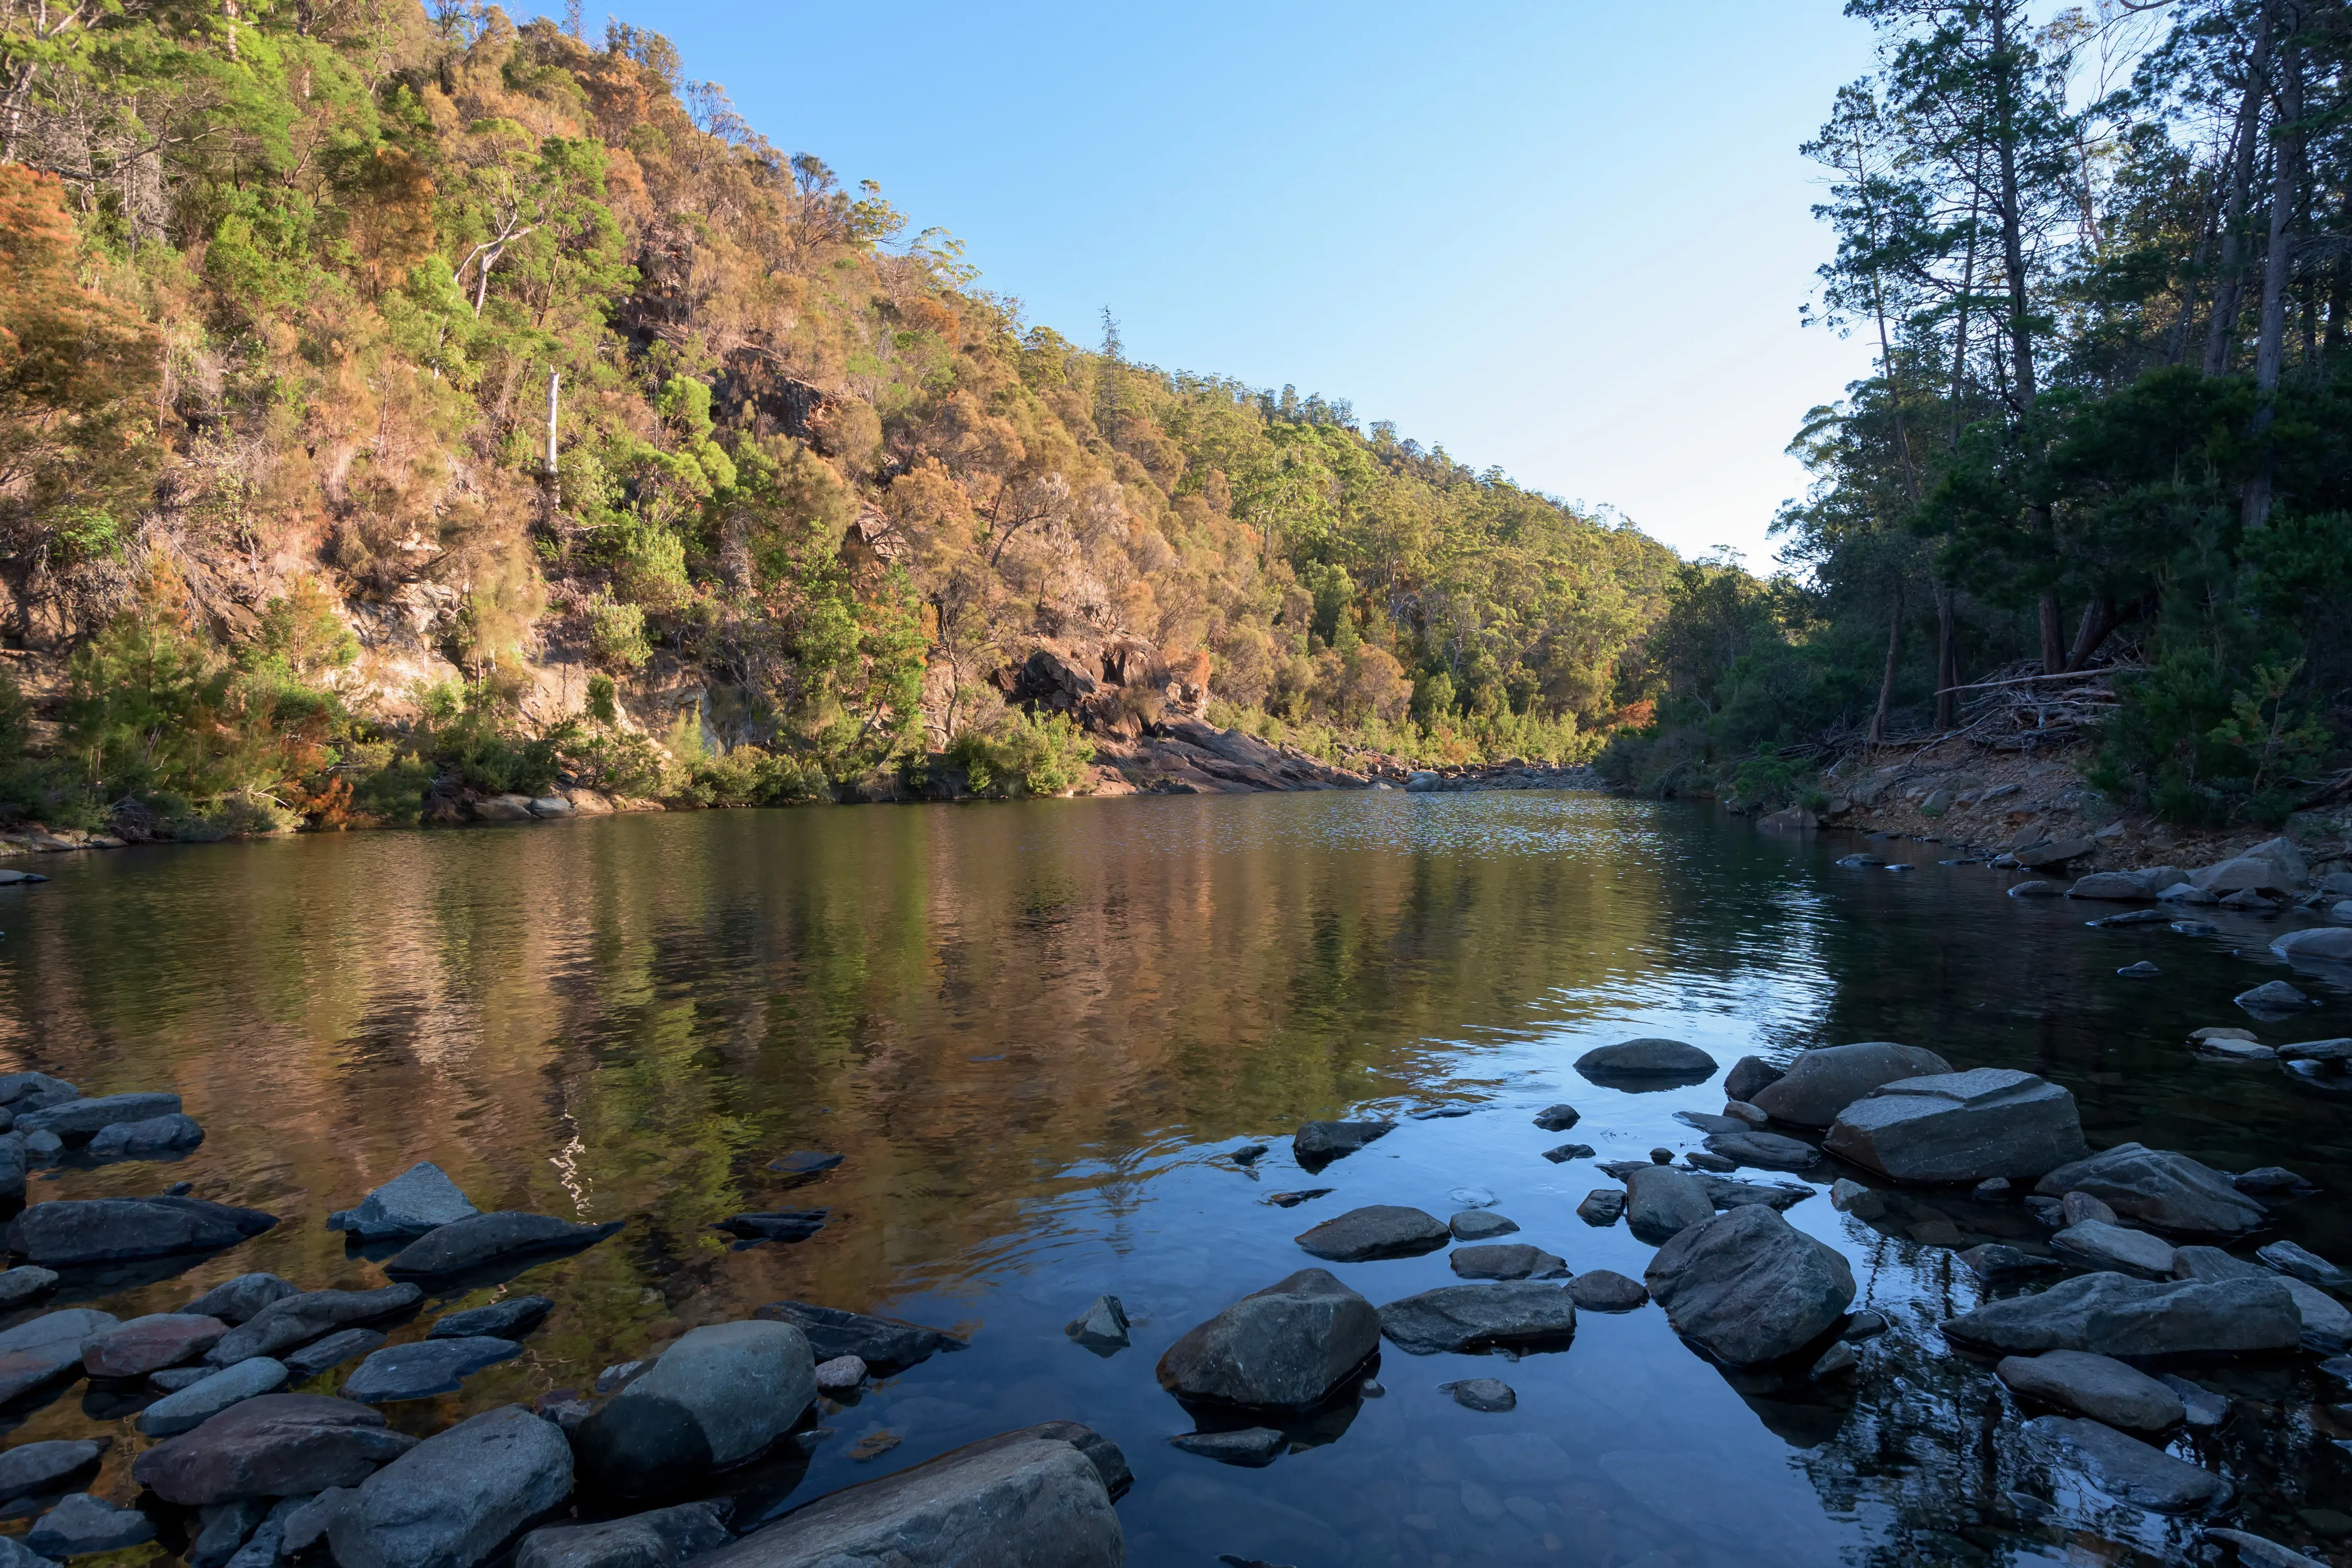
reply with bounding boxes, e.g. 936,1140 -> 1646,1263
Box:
0,4 -> 1678,835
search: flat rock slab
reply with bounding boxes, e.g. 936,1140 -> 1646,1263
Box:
1701,1131 -> 1821,1171
1566,1271 -> 1649,1312
5,1196 -> 277,1266
1645,1205 -> 1855,1368
2026,1415 -> 2228,1512
1294,1205 -> 1449,1262
714,1210 -> 827,1244
1290,1120 -> 1393,1166
2053,1222 -> 2179,1278
1750,1042 -> 1953,1128
88,1112 -> 204,1158
691,1428 -> 1120,1568
138,1358 -> 292,1436
1943,1272 -> 2301,1358
328,1163 -> 480,1240
0,1438 -> 108,1505
134,1392 -> 416,1504
514,1501 -> 732,1568
1377,1283 -> 1576,1355
15,1091 -> 181,1141
1997,1349 -> 2184,1429
25,1492 -> 155,1557
83,1313 -> 227,1378
343,1337 -> 522,1403
329,1404 -> 574,1568
1825,1069 -> 2088,1183
1443,1378 -> 1516,1412
429,1296 -> 554,1341
1156,1268 -> 1378,1410
182,1274 -> 297,1325
383,1213 -> 623,1280
753,1301 -> 968,1375
2036,1143 -> 2267,1235
210,1284 -> 424,1365
0,1307 -> 119,1403
283,1328 -> 387,1380
1574,1038 -> 1715,1086
1449,1211 -> 1519,1241
1449,1244 -> 1567,1280
1168,1427 -> 1284,1467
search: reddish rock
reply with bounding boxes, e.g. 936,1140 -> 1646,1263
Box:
83,1314 -> 227,1379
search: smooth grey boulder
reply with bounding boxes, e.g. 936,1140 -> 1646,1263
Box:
513,1500 -> 732,1568
1566,1270 -> 1649,1312
573,1321 -> 816,1499
5,1196 -> 277,1265
1824,1069 -> 2088,1182
0,1267 -> 56,1311
1624,1165 -> 1714,1241
1157,1268 -> 1378,1409
1531,1104 -> 1580,1131
182,1274 -> 298,1325
0,1438 -> 108,1505
1997,1350 -> 2184,1429
1573,1038 -> 1715,1083
1942,1272 -> 2302,1358
208,1284 -> 423,1365
1449,1211 -> 1518,1241
87,1112 -> 203,1158
2035,1143 -> 2267,1235
330,1404 -> 572,1568
694,1426 -> 1121,1568
2052,1222 -> 2179,1278
2274,926 -> 2352,963
0,1307 -> 117,1403
2196,837 -> 2308,893
1290,1120 -> 1393,1164
1723,1055 -> 1784,1103
327,1162 -> 480,1239
1749,1042 -> 1953,1128
283,1328 -> 386,1380
1701,1130 -> 1821,1171
1450,1244 -> 1568,1280
2237,980 -> 2313,1013
429,1295 -> 553,1341
137,1358 -> 292,1435
2069,871 -> 2159,900
344,1337 -> 523,1403
751,1301 -> 966,1374
25,1492 -> 154,1557
1376,1282 -> 1577,1354
382,1212 -> 622,1279
2025,1415 -> 2228,1512
1644,1205 -> 1855,1367
1293,1205 -> 1449,1262
82,1313 -> 228,1377
14,1091 -> 181,1141
134,1393 -> 416,1504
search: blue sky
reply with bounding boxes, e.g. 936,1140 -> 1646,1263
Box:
605,2 -> 1884,566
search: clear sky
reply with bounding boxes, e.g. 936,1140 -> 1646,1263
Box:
603,1 -> 1884,567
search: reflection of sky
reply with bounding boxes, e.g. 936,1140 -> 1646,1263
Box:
4,793 -> 2350,1564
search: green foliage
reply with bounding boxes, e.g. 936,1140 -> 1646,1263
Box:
946,710 -> 1096,798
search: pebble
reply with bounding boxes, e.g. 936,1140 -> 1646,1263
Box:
814,1355 -> 867,1394
1540,1143 -> 1595,1163
1448,1211 -> 1519,1241
1447,1186 -> 1497,1209
1531,1105 -> 1580,1131
1576,1189 -> 1625,1226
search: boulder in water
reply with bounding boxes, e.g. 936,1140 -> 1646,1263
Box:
87,1112 -> 204,1158
1643,1205 -> 1854,1367
1624,1165 -> 1713,1241
1996,1349 -> 2184,1429
2273,927 -> 2352,964
208,1284 -> 423,1365
1749,1042 -> 1953,1128
1290,1120 -> 1393,1166
1449,1244 -> 1568,1280
1942,1271 -> 2301,1358
1723,1055 -> 1784,1103
1376,1282 -> 1576,1354
327,1163 -> 480,1239
344,1337 -> 523,1403
13,1091 -> 181,1142
25,1492 -> 155,1557
329,1404 -> 573,1568
1574,1038 -> 1715,1086
382,1213 -> 622,1280
1701,1130 -> 1821,1171
2052,1221 -> 2180,1278
512,1500 -> 732,1568
2035,1143 -> 2267,1235
1156,1269 -> 1378,1410
181,1274 -> 297,1325
751,1300 -> 967,1374
572,1321 -> 817,1499
133,1392 -> 416,1503
1293,1205 -> 1449,1262
0,1438 -> 108,1507
0,1307 -> 118,1403
2025,1415 -> 2229,1512
5,1196 -> 277,1265
1824,1069 -> 2088,1182
82,1313 -> 228,1378
1565,1270 -> 1649,1312
137,1358 -> 292,1436
430,1295 -> 554,1341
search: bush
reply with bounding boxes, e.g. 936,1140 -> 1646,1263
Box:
945,709 -> 1095,798
583,591 -> 652,671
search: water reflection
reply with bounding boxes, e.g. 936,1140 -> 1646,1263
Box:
0,794 -> 2348,1565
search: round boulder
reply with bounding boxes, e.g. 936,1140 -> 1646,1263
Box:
1155,1268 -> 1378,1411
1643,1205 -> 1855,1367
574,1320 -> 818,1499
1574,1038 -> 1716,1088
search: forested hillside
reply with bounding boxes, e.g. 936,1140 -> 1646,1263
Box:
0,2 -> 1676,833
1611,0 -> 2352,832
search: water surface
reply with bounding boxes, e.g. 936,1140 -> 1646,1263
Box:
4,793 -> 2351,1567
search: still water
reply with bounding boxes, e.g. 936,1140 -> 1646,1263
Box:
4,792 -> 2351,1567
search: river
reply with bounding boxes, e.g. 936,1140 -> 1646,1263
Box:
3,792 -> 2349,1567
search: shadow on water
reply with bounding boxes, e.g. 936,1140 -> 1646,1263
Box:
0,793 -> 2350,1564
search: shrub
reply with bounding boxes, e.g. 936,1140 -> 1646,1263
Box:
946,709 -> 1095,797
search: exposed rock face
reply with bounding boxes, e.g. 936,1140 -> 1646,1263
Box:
1289,1120 -> 1394,1165
1293,1205 -> 1450,1262
1824,1069 -> 2088,1182
1376,1283 -> 1577,1354
133,1393 -> 417,1504
2035,1144 -> 2267,1235
382,1213 -> 623,1279
573,1321 -> 818,1499
1996,1350 -> 2185,1429
1624,1166 -> 1715,1242
2025,1416 -> 2228,1512
1157,1269 -> 1379,1410
513,1501 -> 733,1568
696,1426 -> 1123,1568
330,1405 -> 574,1568
1573,1038 -> 1716,1083
1750,1043 -> 1955,1128
1643,1205 -> 1855,1367
1942,1272 -> 2302,1358
5,1196 -> 278,1265
328,1163 -> 481,1239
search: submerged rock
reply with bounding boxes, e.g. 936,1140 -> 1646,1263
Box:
134,1393 -> 416,1503
344,1337 -> 523,1403
5,1196 -> 277,1265
693,1425 -> 1123,1567
330,1404 -> 573,1568
1748,1042 -> 1953,1128
1643,1205 -> 1854,1367
1443,1377 -> 1516,1412
327,1163 -> 480,1239
2035,1144 -> 2267,1235
752,1300 -> 968,1374
1168,1427 -> 1285,1467
1996,1349 -> 2184,1429
1376,1282 -> 1576,1354
383,1213 -> 623,1279
1293,1205 -> 1449,1262
574,1321 -> 816,1499
1824,1069 -> 2088,1182
1449,1244 -> 1568,1280
430,1295 -> 554,1341
513,1500 -> 732,1568
712,1209 -> 827,1244
2025,1415 -> 2228,1512
1942,1272 -> 2302,1358
1157,1269 -> 1378,1410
